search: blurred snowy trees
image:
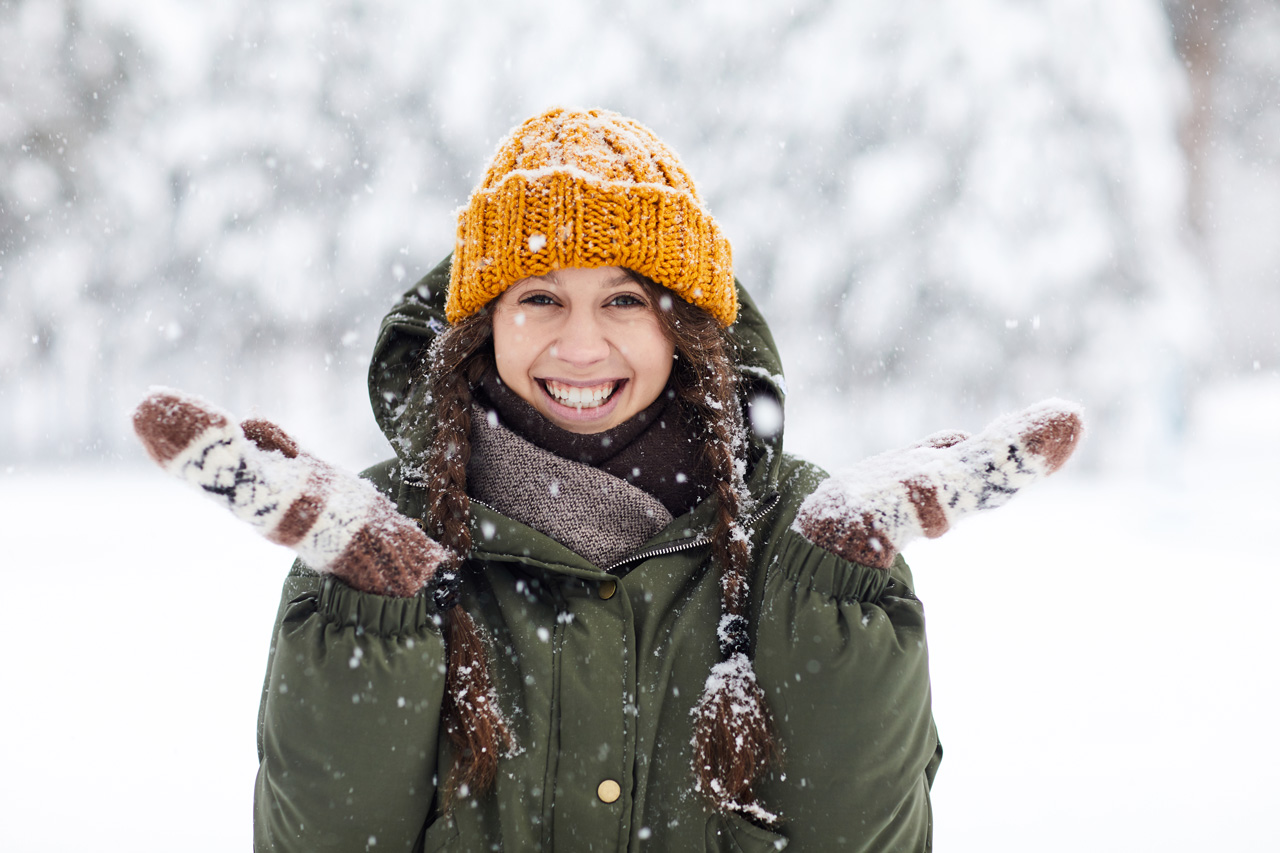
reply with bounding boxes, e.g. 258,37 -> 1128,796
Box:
1167,0 -> 1280,376
673,0 -> 1208,466
0,0 -> 1273,469
1,0 -> 137,455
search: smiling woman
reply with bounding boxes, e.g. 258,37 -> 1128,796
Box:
491,266 -> 676,433
131,106 -> 1082,852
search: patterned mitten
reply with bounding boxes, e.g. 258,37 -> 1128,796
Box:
132,388 -> 448,597
795,399 -> 1084,569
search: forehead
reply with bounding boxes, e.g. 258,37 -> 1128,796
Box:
511,266 -> 634,292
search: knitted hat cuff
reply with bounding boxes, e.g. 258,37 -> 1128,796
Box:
449,170 -> 735,326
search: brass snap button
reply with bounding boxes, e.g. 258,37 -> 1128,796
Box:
597,779 -> 621,803
598,580 -> 617,600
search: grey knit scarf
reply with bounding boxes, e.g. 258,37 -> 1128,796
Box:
466,407 -> 674,568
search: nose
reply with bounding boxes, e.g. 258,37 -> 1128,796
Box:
550,306 -> 610,367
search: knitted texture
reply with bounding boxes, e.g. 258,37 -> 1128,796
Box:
794,399 -> 1085,569
132,388 -> 449,597
448,107 -> 736,326
466,405 -> 673,567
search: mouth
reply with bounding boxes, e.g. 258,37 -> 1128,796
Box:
538,378 -> 625,411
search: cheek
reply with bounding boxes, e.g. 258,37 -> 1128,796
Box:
634,332 -> 676,390
492,318 -> 534,380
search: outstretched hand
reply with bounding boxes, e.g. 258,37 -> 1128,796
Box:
794,399 -> 1084,569
132,388 -> 448,597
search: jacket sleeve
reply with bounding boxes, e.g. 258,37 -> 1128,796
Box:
254,565 -> 446,852
753,524 -> 940,851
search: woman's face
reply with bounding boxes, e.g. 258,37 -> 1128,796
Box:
491,266 -> 676,434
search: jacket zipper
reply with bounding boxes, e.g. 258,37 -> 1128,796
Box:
600,491 -> 782,574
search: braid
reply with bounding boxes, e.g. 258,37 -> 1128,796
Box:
418,310 -> 516,810
425,322 -> 482,553
631,272 -> 780,822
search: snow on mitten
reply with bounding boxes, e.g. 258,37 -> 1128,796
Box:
132,388 -> 448,597
795,399 -> 1084,569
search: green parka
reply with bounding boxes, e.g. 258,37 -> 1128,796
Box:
254,258 -> 942,852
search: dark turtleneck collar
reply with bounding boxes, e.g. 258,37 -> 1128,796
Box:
474,371 -> 711,516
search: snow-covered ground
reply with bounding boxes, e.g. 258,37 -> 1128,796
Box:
2,377 -> 1276,852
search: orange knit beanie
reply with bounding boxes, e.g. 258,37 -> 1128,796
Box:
447,107 -> 736,327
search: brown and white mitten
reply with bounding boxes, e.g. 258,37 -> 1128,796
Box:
132,388 -> 448,597
795,399 -> 1084,569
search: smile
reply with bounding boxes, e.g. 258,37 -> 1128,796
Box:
540,379 -> 622,410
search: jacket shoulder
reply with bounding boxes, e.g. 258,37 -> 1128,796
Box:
358,458 -> 401,500
771,452 -> 829,508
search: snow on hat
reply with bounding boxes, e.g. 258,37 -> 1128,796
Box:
447,107 -> 737,327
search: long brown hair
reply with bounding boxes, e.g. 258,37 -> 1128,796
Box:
417,271 -> 778,817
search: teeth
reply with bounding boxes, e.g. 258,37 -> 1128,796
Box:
544,380 -> 617,409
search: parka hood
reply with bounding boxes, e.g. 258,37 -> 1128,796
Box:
368,254 -> 788,491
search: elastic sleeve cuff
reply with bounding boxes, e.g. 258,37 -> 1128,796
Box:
772,528 -> 894,603
313,574 -> 441,637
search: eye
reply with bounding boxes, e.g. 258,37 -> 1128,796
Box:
606,293 -> 646,308
518,292 -> 557,307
